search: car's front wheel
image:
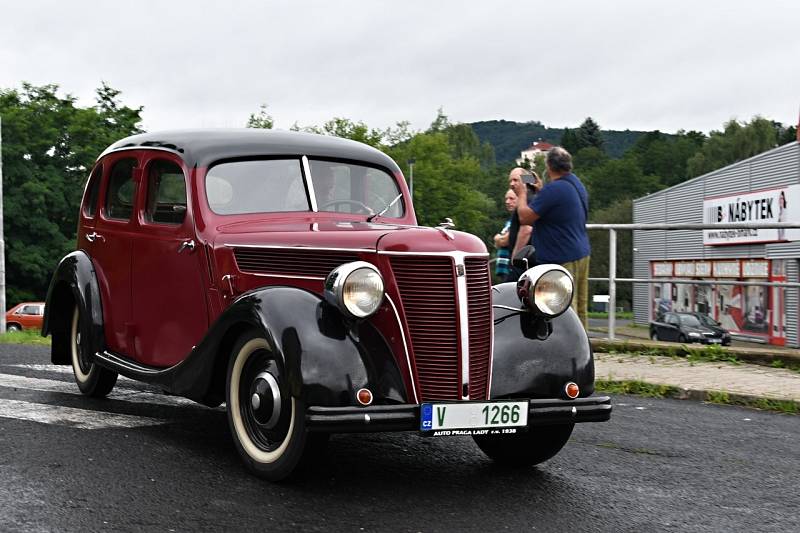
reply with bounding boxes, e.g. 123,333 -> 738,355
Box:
6,323 -> 21,333
226,329 -> 312,481
473,423 -> 574,466
70,305 -> 117,397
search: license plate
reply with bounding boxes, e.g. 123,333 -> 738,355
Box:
420,401 -> 528,436
707,338 -> 721,344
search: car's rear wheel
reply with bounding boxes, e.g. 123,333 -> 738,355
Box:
70,305 -> 117,397
226,329 -> 313,481
650,330 -> 659,341
473,423 -> 574,466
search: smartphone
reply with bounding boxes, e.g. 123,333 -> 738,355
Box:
521,173 -> 538,193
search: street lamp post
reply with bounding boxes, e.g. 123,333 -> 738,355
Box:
407,158 -> 415,199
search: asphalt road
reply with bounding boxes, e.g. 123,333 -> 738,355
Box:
1,344 -> 797,532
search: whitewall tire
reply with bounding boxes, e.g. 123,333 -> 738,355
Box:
70,305 -> 117,397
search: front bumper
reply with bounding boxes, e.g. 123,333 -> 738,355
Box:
305,396 -> 612,433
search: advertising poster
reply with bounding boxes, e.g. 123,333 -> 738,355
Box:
703,184 -> 800,245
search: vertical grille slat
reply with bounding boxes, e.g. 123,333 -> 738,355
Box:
391,255 -> 493,402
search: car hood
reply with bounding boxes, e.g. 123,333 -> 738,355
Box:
214,219 -> 488,254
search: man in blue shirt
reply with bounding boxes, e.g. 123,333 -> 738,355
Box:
512,147 -> 591,328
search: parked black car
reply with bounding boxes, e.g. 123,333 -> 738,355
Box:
650,312 -> 731,345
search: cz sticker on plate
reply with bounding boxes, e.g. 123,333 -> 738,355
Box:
420,401 -> 528,436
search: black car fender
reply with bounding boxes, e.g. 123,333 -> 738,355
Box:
168,286 -> 407,408
490,282 -> 595,399
42,251 -> 105,365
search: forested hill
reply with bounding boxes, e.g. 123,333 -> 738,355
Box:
469,119 -> 651,161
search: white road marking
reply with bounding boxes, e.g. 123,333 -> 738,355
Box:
6,363 -> 134,382
0,398 -> 163,429
0,371 -> 200,407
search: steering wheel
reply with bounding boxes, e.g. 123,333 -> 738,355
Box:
319,199 -> 374,215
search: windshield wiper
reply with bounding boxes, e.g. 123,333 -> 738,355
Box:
366,193 -> 403,222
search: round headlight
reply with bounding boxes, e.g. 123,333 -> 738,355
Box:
517,265 -> 574,317
324,262 -> 385,318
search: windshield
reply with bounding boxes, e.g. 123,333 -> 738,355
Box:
696,314 -> 718,327
309,159 -> 404,217
204,158 -> 405,217
206,159 -> 309,215
679,315 -> 702,327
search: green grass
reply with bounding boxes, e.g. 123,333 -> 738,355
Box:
588,311 -> 633,319
596,378 -> 798,414
594,379 -> 680,398
0,329 -> 51,345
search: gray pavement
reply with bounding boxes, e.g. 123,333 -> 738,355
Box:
1,343 -> 799,531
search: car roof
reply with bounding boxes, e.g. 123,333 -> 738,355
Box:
98,129 -> 401,172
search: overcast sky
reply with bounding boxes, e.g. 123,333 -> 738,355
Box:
2,0 -> 799,136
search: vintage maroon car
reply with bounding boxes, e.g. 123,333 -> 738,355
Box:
43,130 -> 610,480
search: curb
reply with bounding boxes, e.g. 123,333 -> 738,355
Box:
595,379 -> 798,414
590,338 -> 800,367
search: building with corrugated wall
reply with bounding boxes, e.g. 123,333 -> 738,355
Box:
633,140 -> 800,346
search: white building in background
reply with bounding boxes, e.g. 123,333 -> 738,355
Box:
633,140 -> 800,347
516,140 -> 553,166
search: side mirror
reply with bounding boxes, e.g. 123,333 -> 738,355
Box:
512,245 -> 536,270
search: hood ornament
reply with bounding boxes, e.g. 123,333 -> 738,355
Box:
436,217 -> 455,240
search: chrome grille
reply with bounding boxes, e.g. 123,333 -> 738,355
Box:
390,255 -> 493,402
390,256 -> 460,401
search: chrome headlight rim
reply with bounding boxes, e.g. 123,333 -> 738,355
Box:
324,261 -> 385,319
516,264 -> 574,318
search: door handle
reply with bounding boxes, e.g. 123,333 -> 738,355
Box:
85,232 -> 105,243
178,239 -> 196,254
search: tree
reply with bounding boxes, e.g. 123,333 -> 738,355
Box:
686,117 -> 778,177
577,117 -> 604,152
581,157 -> 661,209
0,83 -> 142,303
246,103 -> 274,129
587,198 -> 633,309
559,128 -> 581,155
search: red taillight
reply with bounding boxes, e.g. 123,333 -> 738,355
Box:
356,388 -> 373,406
565,382 -> 580,399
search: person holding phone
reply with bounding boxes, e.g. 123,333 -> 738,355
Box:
512,147 -> 590,328
503,168 -> 535,282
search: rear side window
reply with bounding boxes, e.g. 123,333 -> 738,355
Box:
105,158 -> 137,221
145,160 -> 187,225
205,159 -> 308,215
83,165 -> 103,217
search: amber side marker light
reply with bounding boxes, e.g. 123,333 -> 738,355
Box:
356,388 -> 373,406
565,382 -> 580,399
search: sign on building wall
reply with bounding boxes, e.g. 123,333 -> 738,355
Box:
702,184 -> 800,245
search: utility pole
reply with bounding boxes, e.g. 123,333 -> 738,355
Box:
0,117 -> 5,334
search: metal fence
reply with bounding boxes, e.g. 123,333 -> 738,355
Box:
586,222 -> 800,340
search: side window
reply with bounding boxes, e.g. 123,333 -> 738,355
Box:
20,305 -> 37,315
145,160 -> 187,225
83,165 -> 103,218
105,158 -> 137,221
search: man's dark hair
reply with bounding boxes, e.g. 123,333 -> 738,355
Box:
546,147 -> 573,173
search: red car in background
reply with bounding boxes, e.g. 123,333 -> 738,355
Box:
5,302 -> 45,332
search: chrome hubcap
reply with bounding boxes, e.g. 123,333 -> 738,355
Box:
248,371 -> 282,429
